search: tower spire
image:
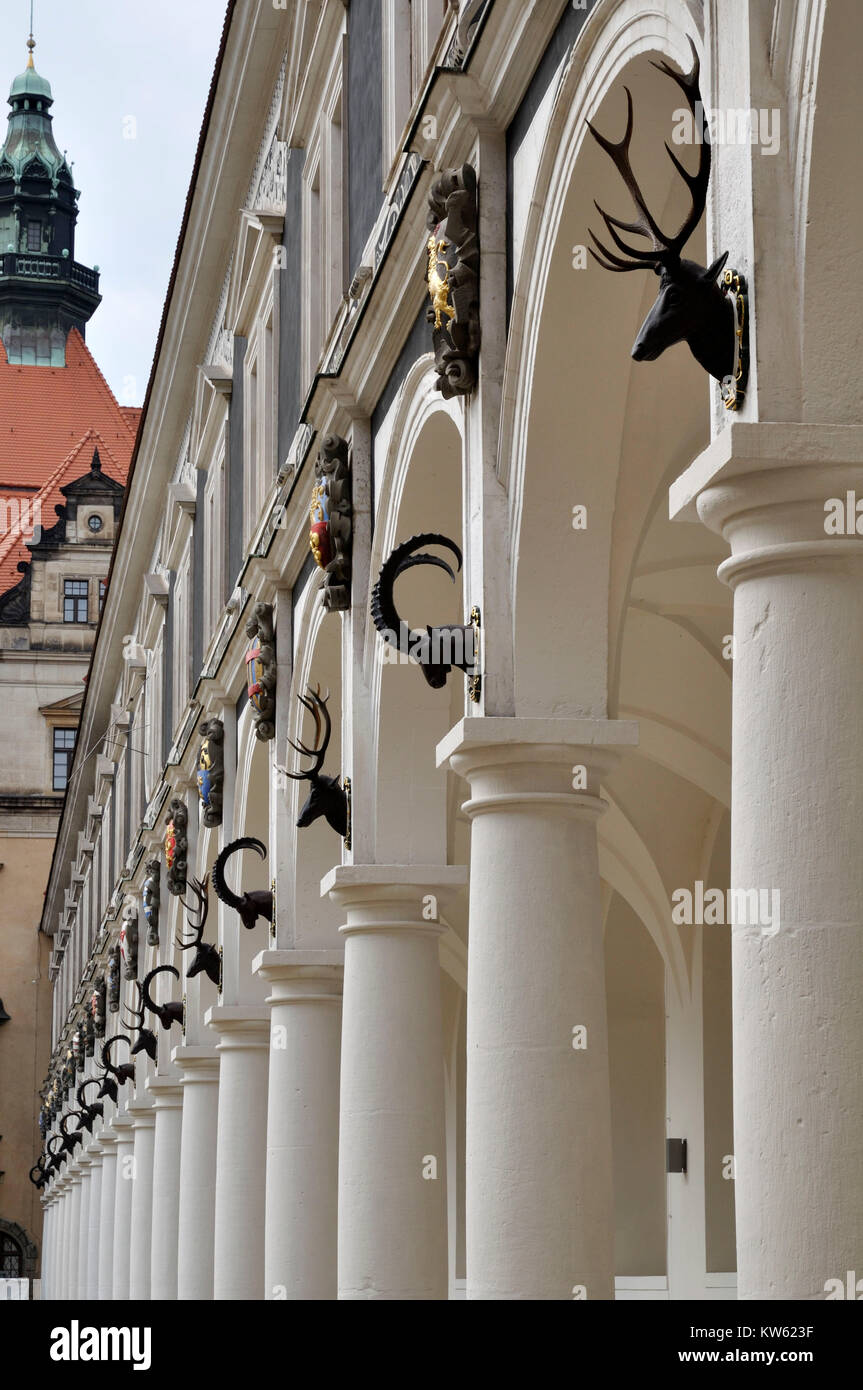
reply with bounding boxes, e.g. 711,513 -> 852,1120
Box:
26,2 -> 35,68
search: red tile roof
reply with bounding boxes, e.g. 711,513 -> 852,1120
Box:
0,329 -> 136,595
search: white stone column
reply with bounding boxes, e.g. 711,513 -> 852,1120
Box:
148,1079 -> 183,1300
254,951 -> 343,1300
437,717 -> 638,1300
76,1152 -> 92,1297
98,1128 -> 118,1300
112,1116 -> 135,1300
127,1098 -> 156,1301
65,1162 -> 83,1299
62,1172 -> 76,1299
52,1180 -> 67,1300
671,420 -> 863,1297
85,1141 -> 103,1299
207,1006 -> 270,1300
322,866 -> 465,1301
41,1194 -> 55,1300
173,1045 -> 220,1300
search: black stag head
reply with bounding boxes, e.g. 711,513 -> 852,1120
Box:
371,534 -> 476,689
212,839 -> 274,928
282,689 -> 347,838
140,965 -> 184,1031
101,1035 -> 136,1089
75,1078 -> 105,1132
177,875 -> 221,984
586,37 -> 734,382
122,982 -> 159,1060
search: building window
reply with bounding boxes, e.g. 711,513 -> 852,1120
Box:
87,513 -> 104,533
0,1233 -> 23,1278
52,728 -> 76,792
99,579 -> 107,613
383,0 -> 449,171
302,55 -> 344,386
63,579 -> 89,623
26,220 -> 41,252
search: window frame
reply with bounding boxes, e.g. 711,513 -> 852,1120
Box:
63,578 -> 89,624
52,726 -> 77,792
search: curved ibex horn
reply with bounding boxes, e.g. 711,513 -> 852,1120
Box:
212,839 -> 265,914
371,533 -> 473,689
29,1156 -> 48,1189
101,1035 -> 136,1085
140,964 -> 184,1030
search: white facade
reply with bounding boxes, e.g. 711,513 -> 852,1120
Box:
36,0 -> 863,1301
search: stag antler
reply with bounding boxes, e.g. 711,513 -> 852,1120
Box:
286,687 -> 332,781
587,36 -> 710,272
177,875 -> 223,983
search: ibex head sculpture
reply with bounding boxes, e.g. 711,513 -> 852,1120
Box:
29,1155 -> 48,1189
371,534 -> 477,689
122,982 -> 159,1060
75,1078 -> 105,1132
46,1134 -> 66,1175
177,875 -> 221,984
282,689 -> 347,837
212,839 -> 274,929
59,1111 -> 84,1155
101,1035 -> 136,1090
586,37 -> 734,383
140,965 -> 184,1031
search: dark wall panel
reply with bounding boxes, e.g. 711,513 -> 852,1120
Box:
347,0 -> 383,272
278,149 -> 305,467
228,335 -> 247,586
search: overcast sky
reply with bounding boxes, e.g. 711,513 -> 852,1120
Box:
0,0 -> 227,404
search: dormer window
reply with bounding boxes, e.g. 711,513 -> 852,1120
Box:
27,219 -> 41,251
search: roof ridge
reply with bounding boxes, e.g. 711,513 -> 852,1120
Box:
65,330 -> 138,435
0,428 -> 121,567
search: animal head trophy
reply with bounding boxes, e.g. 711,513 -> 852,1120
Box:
177,875 -> 221,984
282,688 -> 348,837
75,1078 -> 104,1132
100,1035 -> 136,1093
46,1134 -> 66,1175
142,857 -> 161,946
213,839 -> 274,931
29,1155 -> 48,1189
371,534 -> 478,690
139,964 -> 184,1031
122,981 -> 158,1060
59,1111 -> 84,1155
586,37 -> 735,384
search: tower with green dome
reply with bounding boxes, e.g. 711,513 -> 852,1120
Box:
0,34 -> 101,365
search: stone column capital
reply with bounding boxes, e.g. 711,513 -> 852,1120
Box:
670,419 -> 863,586
171,1043 -> 220,1080
321,865 -> 467,938
146,1077 -> 183,1109
125,1097 -> 155,1129
436,716 -> 638,814
204,1004 -> 270,1050
253,949 -> 344,1004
